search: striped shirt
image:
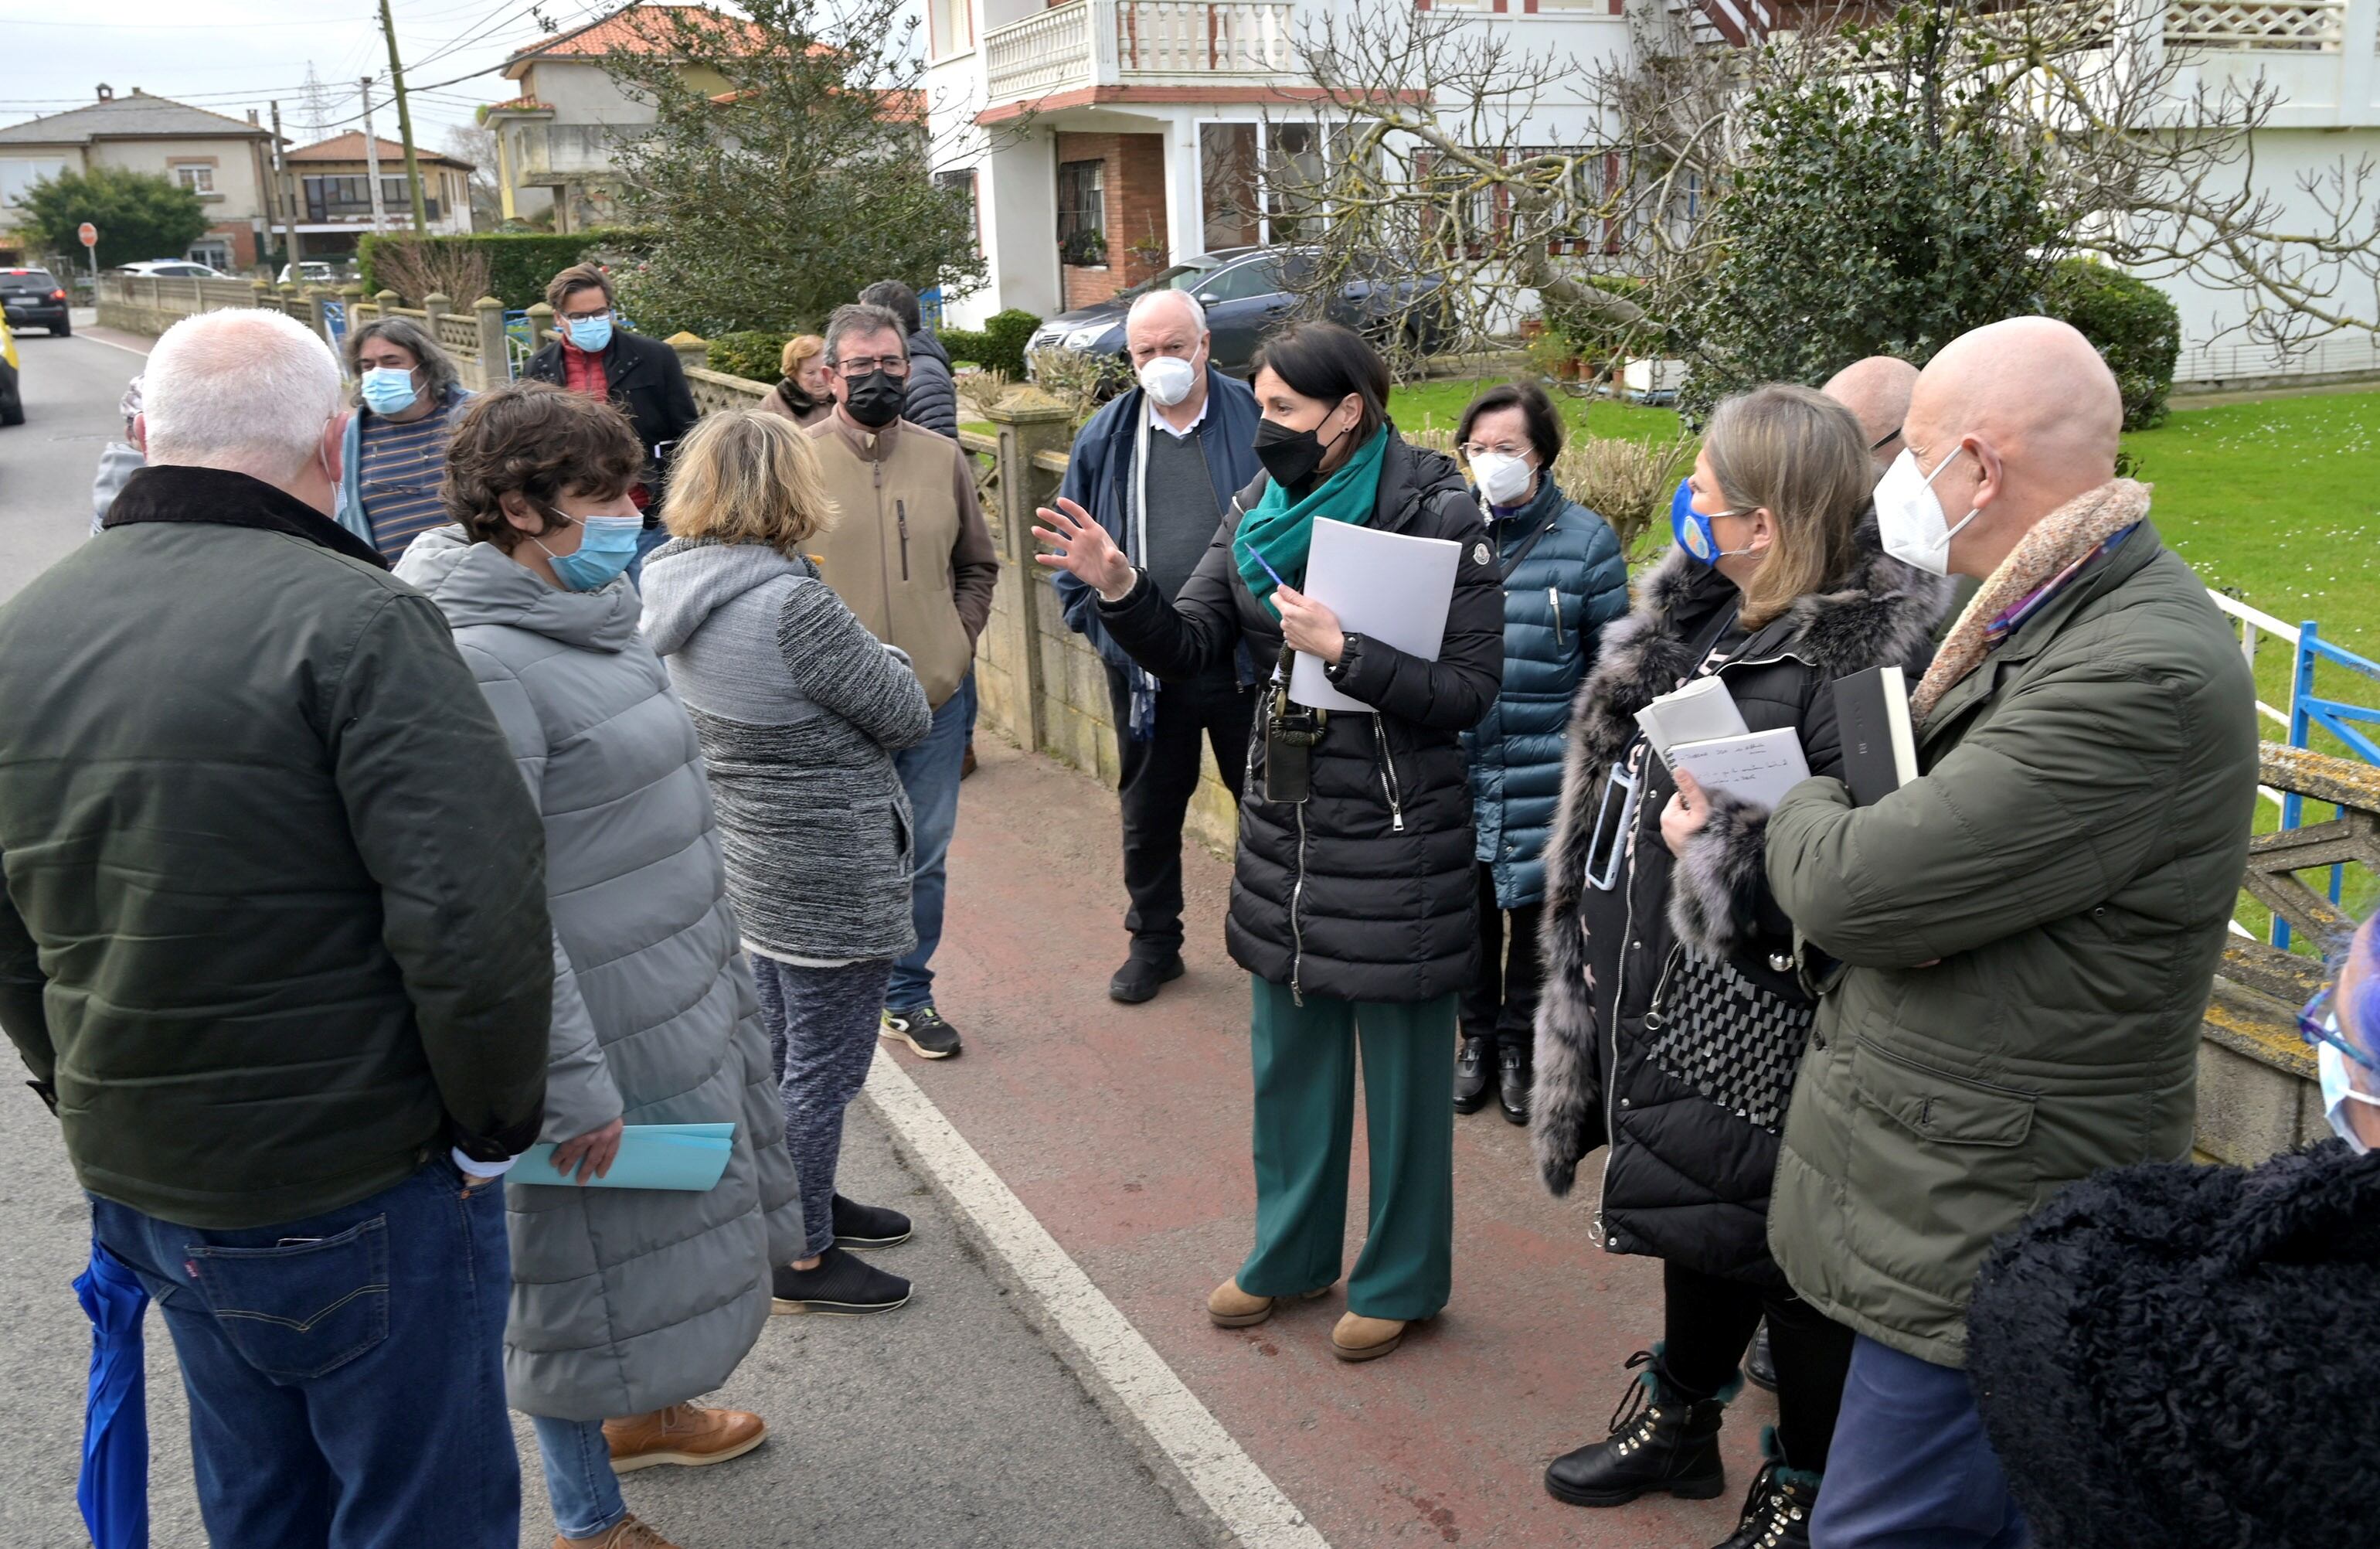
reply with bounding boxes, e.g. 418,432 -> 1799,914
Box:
357,400 -> 457,563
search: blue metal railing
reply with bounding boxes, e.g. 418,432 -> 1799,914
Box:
2273,618 -> 2380,950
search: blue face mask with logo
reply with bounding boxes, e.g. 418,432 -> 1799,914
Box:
1670,477 -> 1757,566
536,507 -> 642,592
359,366 -> 420,416
565,314 -> 614,353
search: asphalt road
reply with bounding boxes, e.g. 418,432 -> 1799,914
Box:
0,318 -> 1216,1549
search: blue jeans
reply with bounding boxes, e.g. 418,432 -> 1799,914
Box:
88,1159 -> 517,1549
1811,1334 -> 2032,1549
888,673 -> 974,1013
624,520 -> 672,591
532,1415 -> 628,1540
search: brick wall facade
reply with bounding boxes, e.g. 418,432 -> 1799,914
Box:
1054,131 -> 1170,312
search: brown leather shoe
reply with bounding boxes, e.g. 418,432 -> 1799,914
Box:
1207,1277 -> 1329,1328
1331,1312 -> 1409,1361
553,1513 -> 681,1548
601,1403 -> 768,1473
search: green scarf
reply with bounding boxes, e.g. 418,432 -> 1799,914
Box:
1233,427 -> 1389,619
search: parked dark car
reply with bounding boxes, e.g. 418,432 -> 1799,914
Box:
1025,247 -> 1445,378
1,268 -> 70,337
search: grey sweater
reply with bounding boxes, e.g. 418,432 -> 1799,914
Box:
640,536 -> 933,965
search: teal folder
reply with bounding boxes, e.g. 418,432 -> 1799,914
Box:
512,1122 -> 735,1191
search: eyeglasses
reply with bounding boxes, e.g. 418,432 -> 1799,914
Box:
1871,427 -> 1903,452
559,306 -> 613,325
2300,985 -> 2379,1074
834,356 -> 910,379
1459,441 -> 1531,461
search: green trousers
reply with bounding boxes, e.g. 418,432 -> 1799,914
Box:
1238,977 -> 1457,1322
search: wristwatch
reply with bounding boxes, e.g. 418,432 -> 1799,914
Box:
1324,632 -> 1362,683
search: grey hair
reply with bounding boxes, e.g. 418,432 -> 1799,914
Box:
824,303 -> 910,366
1127,288 -> 1206,337
345,316 -> 461,407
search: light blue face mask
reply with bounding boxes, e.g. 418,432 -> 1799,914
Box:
2318,1032 -> 2377,1155
565,314 -> 614,353
359,366 -> 420,415
537,507 -> 642,592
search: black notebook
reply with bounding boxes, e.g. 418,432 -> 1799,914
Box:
1833,665 -> 1918,806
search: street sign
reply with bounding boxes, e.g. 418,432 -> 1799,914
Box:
77,223 -> 97,249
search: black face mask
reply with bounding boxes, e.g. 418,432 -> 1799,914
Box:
842,369 -> 905,429
1253,412 -> 1349,492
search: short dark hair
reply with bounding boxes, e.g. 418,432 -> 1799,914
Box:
1457,381 -> 1564,467
444,382 -> 644,552
544,262 -> 614,315
857,280 -> 923,339
1250,322 -> 1390,443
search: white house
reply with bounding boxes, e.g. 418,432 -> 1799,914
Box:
278,134 -> 477,264
926,0 -> 2380,384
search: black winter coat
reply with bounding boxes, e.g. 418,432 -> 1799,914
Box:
902,330 -> 961,441
1532,519 -> 1946,1282
525,329 -> 701,512
1970,1140 -> 2380,1549
1099,431 -> 1504,1003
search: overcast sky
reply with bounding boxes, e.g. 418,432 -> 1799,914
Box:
1,0 -> 624,158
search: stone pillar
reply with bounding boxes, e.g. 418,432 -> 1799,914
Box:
423,292 -> 451,341
984,386 -> 1076,755
251,279 -> 273,309
526,301 -> 554,354
376,288 -> 401,318
475,296 -> 510,386
341,283 -> 369,329
667,331 -> 709,373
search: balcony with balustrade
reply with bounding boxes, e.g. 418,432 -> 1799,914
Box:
981,0 -> 1300,104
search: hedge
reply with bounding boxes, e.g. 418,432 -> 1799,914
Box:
939,308 -> 1042,379
2042,257 -> 2181,431
707,329 -> 790,385
357,231 -> 651,312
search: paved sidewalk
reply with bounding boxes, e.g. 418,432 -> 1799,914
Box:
900,740 -> 1782,1548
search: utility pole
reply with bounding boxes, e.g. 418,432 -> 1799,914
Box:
269,100 -> 299,274
359,77 -> 388,235
376,0 -> 430,233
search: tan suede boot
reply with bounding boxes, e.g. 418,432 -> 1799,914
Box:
553,1513 -> 681,1548
601,1403 -> 768,1473
1207,1277 -> 1331,1328
1331,1312 -> 1409,1361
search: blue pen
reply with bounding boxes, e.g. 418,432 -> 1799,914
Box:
1237,534 -> 1289,593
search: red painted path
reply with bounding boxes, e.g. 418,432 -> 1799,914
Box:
907,742 -> 1778,1547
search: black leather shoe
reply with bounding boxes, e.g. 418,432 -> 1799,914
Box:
1746,1321 -> 1778,1393
1715,1427 -> 1820,1549
1498,1046 -> 1532,1126
1454,1034 -> 1492,1113
831,1193 -> 912,1250
1110,953 -> 1185,1004
1545,1346 -> 1736,1508
771,1247 -> 911,1315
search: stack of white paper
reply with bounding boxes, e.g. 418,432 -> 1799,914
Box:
1286,520 -> 1463,713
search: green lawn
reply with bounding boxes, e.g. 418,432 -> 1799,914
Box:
1389,376 -> 1685,446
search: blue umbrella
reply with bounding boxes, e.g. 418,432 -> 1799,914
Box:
73,1241 -> 149,1549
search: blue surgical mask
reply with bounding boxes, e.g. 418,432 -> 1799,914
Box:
536,507 -> 642,592
565,314 -> 614,353
2317,1028 -> 2377,1155
359,366 -> 420,416
1670,478 -> 1759,566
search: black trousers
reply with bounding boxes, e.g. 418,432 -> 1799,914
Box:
1103,662 -> 1256,958
1459,863 -> 1542,1058
1661,1258 -> 1856,1474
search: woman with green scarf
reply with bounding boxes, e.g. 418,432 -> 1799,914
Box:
1034,322 -> 1503,1362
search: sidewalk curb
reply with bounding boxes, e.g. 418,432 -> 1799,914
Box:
859,1047 -> 1330,1549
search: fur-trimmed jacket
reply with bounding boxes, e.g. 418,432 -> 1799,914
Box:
1532,519 -> 1947,1282
1968,1140 -> 2380,1549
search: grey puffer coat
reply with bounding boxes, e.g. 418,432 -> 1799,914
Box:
638,536 -> 932,965
395,526 -> 803,1422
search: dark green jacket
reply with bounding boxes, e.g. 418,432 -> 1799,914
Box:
0,466 -> 552,1230
1763,518 -> 2258,1367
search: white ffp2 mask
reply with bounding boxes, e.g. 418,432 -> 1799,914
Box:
1138,355 -> 1197,407
1874,445 -> 1980,577
1469,451 -> 1535,509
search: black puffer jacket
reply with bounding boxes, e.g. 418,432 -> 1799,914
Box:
1532,520 -> 1946,1282
1969,1140 -> 2380,1549
903,330 -> 960,441
1099,431 -> 1503,1003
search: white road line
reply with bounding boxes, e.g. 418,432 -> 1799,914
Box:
863,1047 -> 1331,1549
72,331 -> 150,358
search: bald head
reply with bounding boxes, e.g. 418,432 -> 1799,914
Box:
1902,317 -> 2122,577
1821,356 -> 1919,469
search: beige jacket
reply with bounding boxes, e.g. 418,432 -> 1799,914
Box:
806,412 -> 998,707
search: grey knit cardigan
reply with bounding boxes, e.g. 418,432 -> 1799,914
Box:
640,536 -> 933,965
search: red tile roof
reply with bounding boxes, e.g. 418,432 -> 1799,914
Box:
505,4 -> 764,70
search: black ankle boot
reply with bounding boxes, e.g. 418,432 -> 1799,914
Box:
1545,1345 -> 1736,1508
1497,1046 -> 1531,1125
1715,1427 -> 1821,1549
1454,1034 -> 1491,1113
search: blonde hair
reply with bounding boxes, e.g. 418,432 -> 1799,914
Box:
780,333 -> 825,379
663,410 -> 837,553
1703,384 -> 1871,629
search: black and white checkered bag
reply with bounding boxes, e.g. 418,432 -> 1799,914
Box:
1647,947 -> 1814,1134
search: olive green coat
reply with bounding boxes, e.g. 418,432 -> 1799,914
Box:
1763,521 -> 2259,1368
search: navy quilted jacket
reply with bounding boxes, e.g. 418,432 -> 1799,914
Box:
1463,476 -> 1628,910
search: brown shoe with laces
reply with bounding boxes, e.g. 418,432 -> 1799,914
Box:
553,1512 -> 682,1548
601,1403 -> 768,1473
